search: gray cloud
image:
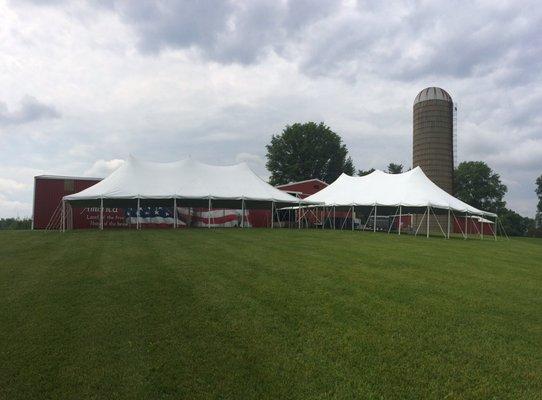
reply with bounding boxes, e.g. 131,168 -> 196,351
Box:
0,96 -> 60,125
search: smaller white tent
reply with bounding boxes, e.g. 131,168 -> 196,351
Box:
305,167 -> 496,217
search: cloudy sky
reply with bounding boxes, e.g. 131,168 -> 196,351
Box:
1,0 -> 541,218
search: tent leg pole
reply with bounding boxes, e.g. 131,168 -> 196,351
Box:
137,198 -> 140,230
62,200 -> 66,232
447,208 -> 450,239
173,198 -> 177,229
298,202 -> 301,229
271,201 -> 274,229
208,198 -> 211,229
333,206 -> 336,230
481,218 -> 484,240
398,205 -> 402,236
465,213 -> 468,239
426,206 -> 430,238
351,205 -> 354,231
374,205 -> 377,233
100,197 -> 104,231
241,199 -> 245,228
494,216 -> 498,241
415,209 -> 427,237
388,206 -> 399,234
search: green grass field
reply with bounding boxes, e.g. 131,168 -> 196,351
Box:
0,229 -> 541,399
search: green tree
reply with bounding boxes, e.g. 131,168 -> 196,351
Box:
499,209 -> 530,237
0,218 -> 32,230
454,161 -> 507,214
266,122 -> 355,185
536,174 -> 542,212
387,163 -> 403,174
357,168 -> 375,177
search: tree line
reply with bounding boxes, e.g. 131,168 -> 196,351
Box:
0,218 -> 32,230
266,122 -> 542,237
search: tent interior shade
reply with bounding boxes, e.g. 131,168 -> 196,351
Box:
63,156 -> 309,208
304,167 -> 496,217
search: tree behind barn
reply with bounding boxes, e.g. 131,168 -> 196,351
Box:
266,122 -> 355,185
454,161 -> 507,214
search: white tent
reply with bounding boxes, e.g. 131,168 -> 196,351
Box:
62,156 -> 310,230
303,167 -> 498,238
305,167 -> 495,216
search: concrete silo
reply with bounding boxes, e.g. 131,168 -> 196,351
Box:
413,87 -> 454,194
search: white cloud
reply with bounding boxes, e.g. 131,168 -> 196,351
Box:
0,194 -> 31,218
0,177 -> 28,194
84,159 -> 125,177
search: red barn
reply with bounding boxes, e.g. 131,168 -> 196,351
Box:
33,175 -> 104,229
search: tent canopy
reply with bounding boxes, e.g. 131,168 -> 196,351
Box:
304,167 -> 496,217
64,156 -> 309,207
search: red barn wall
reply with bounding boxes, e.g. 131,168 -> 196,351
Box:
33,176 -> 102,229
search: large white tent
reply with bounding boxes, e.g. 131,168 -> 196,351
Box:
303,167 -> 498,238
62,156 -> 310,230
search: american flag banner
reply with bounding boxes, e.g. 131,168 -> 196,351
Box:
178,207 -> 251,228
125,207 -> 179,227
125,207 -> 250,228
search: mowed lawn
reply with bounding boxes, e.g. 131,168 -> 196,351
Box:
0,229 -> 541,400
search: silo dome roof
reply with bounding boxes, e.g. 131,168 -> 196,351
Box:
414,87 -> 452,105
